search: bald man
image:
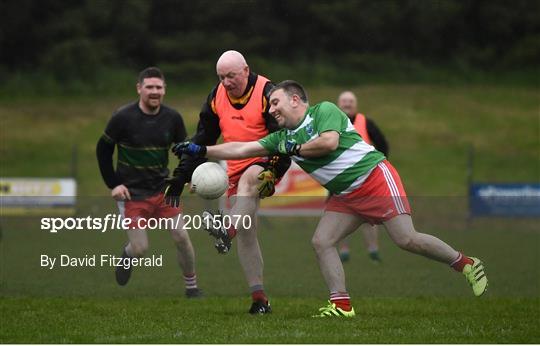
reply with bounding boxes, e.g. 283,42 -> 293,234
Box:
167,50 -> 290,314
336,91 -> 389,263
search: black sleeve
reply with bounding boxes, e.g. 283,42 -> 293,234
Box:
191,91 -> 222,145
262,81 -> 279,132
103,110 -> 123,143
263,112 -> 280,132
366,118 -> 389,157
97,111 -> 124,189
173,91 -> 221,182
173,111 -> 188,143
96,136 -> 120,189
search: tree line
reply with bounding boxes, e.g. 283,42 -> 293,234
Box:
1,0 -> 539,82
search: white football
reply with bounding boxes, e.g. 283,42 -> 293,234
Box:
191,162 -> 229,200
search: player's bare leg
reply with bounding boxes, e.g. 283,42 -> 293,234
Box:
360,223 -> 381,262
125,228 -> 149,257
311,210 -> 363,315
169,214 -> 200,297
230,165 -> 269,312
383,214 -> 458,263
312,211 -> 363,292
169,215 -> 195,273
383,213 -> 488,296
338,223 -> 380,263
337,237 -> 351,262
116,228 -> 148,285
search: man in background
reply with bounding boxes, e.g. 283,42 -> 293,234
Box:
336,91 -> 389,263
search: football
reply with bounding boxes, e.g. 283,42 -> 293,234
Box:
191,162 -> 229,200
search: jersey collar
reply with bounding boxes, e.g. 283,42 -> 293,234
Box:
289,108 -> 310,132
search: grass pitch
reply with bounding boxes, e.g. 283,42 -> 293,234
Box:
2,297 -> 538,343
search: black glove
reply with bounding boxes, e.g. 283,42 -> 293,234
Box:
171,141 -> 207,158
163,176 -> 186,208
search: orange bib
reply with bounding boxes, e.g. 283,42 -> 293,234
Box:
214,75 -> 270,177
353,113 -> 372,145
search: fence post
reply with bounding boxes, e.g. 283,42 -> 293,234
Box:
466,144 -> 475,227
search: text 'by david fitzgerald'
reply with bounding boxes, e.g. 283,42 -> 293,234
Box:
40,254 -> 162,269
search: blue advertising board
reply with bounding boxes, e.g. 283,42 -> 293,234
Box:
469,183 -> 540,217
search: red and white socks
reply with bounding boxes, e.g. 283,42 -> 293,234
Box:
183,273 -> 198,290
250,285 -> 268,304
450,252 -> 474,272
330,291 -> 352,312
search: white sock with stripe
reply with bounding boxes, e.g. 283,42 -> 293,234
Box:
183,273 -> 197,290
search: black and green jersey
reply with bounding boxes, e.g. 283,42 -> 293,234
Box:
98,102 -> 187,198
259,102 -> 385,195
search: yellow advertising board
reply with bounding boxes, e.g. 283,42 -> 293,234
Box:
0,178 -> 77,216
219,161 -> 327,216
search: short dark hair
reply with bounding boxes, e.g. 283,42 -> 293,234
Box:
138,67 -> 165,84
268,80 -> 308,103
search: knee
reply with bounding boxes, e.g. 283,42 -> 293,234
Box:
311,234 -> 332,253
171,228 -> 190,245
236,169 -> 262,197
394,234 -> 418,252
129,240 -> 148,257
236,181 -> 258,197
236,227 -> 257,245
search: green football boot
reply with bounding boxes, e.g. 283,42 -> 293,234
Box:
463,257 -> 488,296
313,301 -> 355,318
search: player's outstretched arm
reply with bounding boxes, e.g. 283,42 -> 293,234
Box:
172,141 -> 269,160
207,141 -> 269,159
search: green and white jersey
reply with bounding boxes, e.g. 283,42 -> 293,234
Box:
259,102 -> 385,195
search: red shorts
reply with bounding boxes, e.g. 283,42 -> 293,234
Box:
118,192 -> 181,229
325,160 -> 411,224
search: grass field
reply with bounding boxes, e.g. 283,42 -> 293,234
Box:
1,83 -> 539,343
2,297 -> 538,343
1,213 -> 539,343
